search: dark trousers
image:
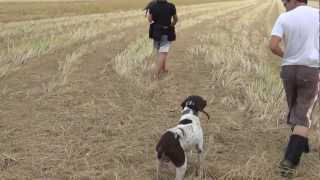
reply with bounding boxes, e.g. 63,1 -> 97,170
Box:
280,65 -> 320,128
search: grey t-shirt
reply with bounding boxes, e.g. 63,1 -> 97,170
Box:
271,6 -> 319,68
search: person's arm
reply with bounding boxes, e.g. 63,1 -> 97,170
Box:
270,15 -> 284,58
147,13 -> 153,23
171,14 -> 178,26
269,35 -> 284,58
170,4 -> 178,26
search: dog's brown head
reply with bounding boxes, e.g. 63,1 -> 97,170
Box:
180,95 -> 209,119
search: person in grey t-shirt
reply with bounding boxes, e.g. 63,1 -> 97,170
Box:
269,0 -> 320,177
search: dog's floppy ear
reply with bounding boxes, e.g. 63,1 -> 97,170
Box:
180,99 -> 187,109
194,96 -> 210,119
186,95 -> 206,111
180,96 -> 192,109
195,97 -> 207,112
181,95 -> 206,110
181,95 -> 210,119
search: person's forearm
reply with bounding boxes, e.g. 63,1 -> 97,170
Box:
148,18 -> 153,23
171,16 -> 178,26
148,14 -> 153,23
271,46 -> 284,58
269,36 -> 283,58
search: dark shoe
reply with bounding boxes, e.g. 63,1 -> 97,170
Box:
279,160 -> 296,178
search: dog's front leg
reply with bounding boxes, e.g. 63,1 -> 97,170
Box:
315,121 -> 320,159
156,158 -> 161,180
175,157 -> 187,180
196,140 -> 204,177
317,127 -> 320,159
318,142 -> 320,160
196,152 -> 203,177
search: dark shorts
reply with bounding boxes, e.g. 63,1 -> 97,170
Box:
154,35 -> 170,53
280,65 -> 320,128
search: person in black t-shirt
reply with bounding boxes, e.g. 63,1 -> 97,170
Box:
147,0 -> 178,79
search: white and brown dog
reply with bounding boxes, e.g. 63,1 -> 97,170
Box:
156,95 -> 209,180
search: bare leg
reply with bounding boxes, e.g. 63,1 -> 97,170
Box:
157,52 -> 168,78
175,157 -> 187,180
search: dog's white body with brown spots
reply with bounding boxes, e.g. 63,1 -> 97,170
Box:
156,96 -> 208,180
167,113 -> 203,153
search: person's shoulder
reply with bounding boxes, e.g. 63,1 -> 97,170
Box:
167,2 -> 176,8
308,6 -> 320,13
290,6 -> 318,14
303,6 -> 319,18
149,1 -> 158,11
308,7 -> 319,20
302,6 -> 318,11
276,12 -> 287,22
146,1 -> 156,9
150,1 -> 157,7
291,6 -> 318,17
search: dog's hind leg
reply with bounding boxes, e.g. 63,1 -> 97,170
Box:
175,157 -> 187,180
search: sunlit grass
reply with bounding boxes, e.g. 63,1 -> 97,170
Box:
0,0 -> 251,79
112,0 -> 256,84
0,0 -> 244,22
188,0 -> 285,129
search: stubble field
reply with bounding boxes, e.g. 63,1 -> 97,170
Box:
0,0 -> 319,180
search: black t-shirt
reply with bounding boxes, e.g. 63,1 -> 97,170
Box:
149,1 -> 176,26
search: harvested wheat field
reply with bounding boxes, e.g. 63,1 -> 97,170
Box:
0,0 -> 319,179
